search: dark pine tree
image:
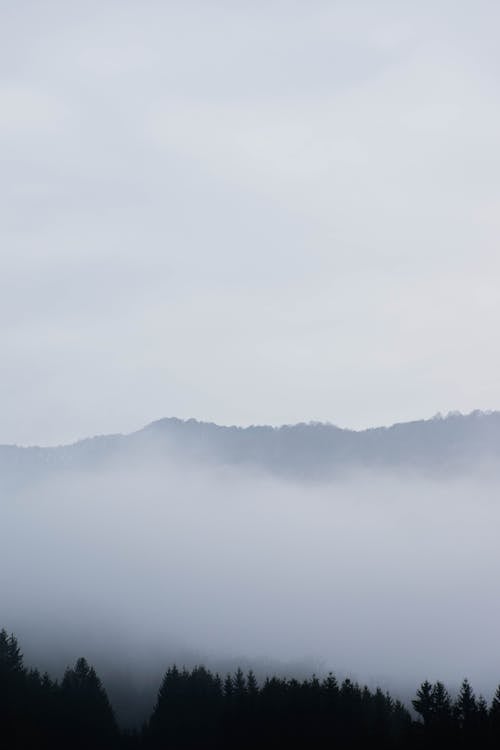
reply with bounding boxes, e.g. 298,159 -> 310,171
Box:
0,629 -> 27,748
60,656 -> 117,749
455,677 -> 478,744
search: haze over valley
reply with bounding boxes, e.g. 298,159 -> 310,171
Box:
3,411 -> 500,723
3,2 -> 500,745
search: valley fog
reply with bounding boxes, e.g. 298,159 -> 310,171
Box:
2,455 -> 500,714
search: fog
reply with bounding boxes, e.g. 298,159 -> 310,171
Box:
3,455 -> 500,720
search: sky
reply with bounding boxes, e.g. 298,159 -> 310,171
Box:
2,0 -> 500,445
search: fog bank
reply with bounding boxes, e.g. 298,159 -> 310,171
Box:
2,455 -> 500,722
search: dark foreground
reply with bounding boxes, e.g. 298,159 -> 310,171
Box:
2,628 -> 500,749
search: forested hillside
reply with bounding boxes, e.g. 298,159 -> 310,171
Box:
3,628 -> 500,749
2,410 -> 500,494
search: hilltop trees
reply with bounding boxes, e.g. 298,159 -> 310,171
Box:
145,665 -> 413,749
146,665 -> 223,748
0,629 -> 116,749
7,627 -> 500,748
0,629 -> 26,747
60,656 -> 118,748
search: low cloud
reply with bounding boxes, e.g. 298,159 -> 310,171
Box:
3,456 -> 500,721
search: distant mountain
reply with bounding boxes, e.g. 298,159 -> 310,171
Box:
2,410 -> 500,495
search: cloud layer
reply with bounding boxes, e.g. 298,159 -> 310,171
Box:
4,457 -> 500,711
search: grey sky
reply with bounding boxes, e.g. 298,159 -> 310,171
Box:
2,1 -> 500,445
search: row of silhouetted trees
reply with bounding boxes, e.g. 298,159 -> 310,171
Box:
3,627 -> 500,748
0,629 -> 117,749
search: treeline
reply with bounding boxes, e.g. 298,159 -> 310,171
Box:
3,628 -> 500,749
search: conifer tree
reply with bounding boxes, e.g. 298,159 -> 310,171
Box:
60,657 -> 117,749
455,678 -> 477,731
0,629 -> 24,676
0,630 -> 26,746
233,667 -> 247,697
490,683 -> 500,742
246,669 -> 258,697
412,680 -> 434,724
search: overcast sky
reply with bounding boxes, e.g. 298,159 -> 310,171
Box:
2,1 -> 500,445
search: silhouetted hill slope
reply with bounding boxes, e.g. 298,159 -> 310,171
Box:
140,410 -> 500,475
2,411 -> 500,494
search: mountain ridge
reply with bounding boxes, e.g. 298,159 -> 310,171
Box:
2,410 -> 500,494
5,409 -> 499,449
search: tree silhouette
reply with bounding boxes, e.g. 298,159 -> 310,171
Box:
6,625 -> 500,749
412,679 -> 433,724
455,678 -> 477,732
412,680 -> 454,747
0,630 -> 27,747
60,657 -> 117,749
